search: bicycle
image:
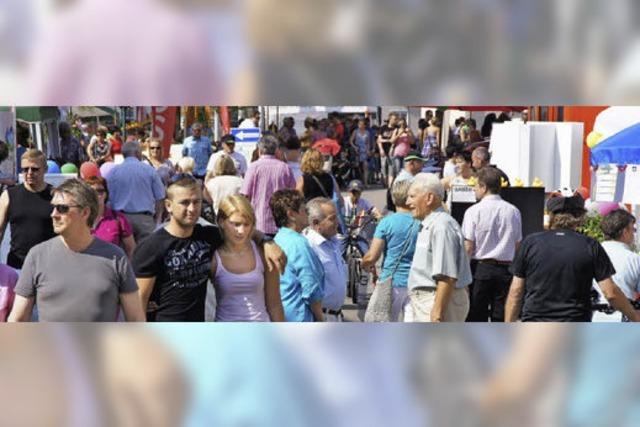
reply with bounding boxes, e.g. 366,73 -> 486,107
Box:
343,209 -> 377,305
591,290 -> 640,321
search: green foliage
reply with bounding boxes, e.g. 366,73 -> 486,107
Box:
579,213 -> 604,242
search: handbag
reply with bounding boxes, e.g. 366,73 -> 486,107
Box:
364,222 -> 417,322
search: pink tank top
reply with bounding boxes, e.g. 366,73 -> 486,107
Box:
213,241 -> 270,322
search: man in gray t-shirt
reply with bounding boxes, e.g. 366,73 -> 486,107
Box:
8,179 -> 145,322
406,173 -> 472,322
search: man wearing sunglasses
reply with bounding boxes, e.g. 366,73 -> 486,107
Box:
8,179 -> 145,321
133,174 -> 286,321
0,149 -> 56,270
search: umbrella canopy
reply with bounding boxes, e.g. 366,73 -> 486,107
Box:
312,138 -> 341,156
71,106 -> 116,118
591,122 -> 640,165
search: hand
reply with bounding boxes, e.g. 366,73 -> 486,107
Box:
430,310 -> 442,322
146,301 -> 159,312
264,241 -> 287,274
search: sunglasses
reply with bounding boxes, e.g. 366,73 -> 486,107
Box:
149,146 -> 162,150
51,203 -> 81,214
21,167 -> 41,173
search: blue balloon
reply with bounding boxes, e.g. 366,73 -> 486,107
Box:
47,160 -> 61,174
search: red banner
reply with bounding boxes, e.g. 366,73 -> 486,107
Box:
151,107 -> 177,159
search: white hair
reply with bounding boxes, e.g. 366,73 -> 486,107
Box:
177,156 -> 196,173
410,173 -> 445,200
307,197 -> 334,223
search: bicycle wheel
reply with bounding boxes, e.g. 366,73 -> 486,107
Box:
348,252 -> 360,305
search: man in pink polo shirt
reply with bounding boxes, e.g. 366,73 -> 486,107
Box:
241,133 -> 296,237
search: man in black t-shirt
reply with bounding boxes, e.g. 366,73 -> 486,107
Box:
133,175 -> 286,322
505,191 -> 639,322
376,112 -> 398,188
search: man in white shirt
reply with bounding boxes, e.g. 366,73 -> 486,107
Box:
596,209 -> 640,321
303,197 -> 347,321
206,134 -> 247,177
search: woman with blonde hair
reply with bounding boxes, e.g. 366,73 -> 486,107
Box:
143,137 -> 175,186
204,155 -> 244,215
295,148 -> 334,202
212,194 -> 285,322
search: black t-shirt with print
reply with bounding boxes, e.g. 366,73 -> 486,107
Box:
511,229 -> 615,322
133,224 -> 223,321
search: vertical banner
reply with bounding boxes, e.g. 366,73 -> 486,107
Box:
219,106 -> 231,134
151,107 -> 178,159
0,110 -> 17,182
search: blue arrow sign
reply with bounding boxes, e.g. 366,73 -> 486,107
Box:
231,127 -> 261,143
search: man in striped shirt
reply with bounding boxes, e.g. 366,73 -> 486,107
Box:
462,167 -> 522,322
241,133 -> 296,237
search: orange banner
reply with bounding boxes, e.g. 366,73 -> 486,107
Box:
151,107 -> 177,159
219,106 -> 231,134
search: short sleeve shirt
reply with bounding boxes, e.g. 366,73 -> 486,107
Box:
511,229 -> 615,321
133,224 -> 223,321
15,237 -> 138,321
374,212 -> 420,287
407,208 -> 472,291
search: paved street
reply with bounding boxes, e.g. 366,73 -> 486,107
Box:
341,184 -> 388,322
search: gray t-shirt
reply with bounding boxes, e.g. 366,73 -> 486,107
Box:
408,207 -> 472,291
15,236 -> 138,321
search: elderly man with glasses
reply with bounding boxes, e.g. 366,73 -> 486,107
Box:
8,179 -> 145,322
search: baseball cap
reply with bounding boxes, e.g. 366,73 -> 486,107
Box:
546,188 -> 586,214
348,179 -> 365,192
404,152 -> 426,162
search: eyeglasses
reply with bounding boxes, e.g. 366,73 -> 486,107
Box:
149,146 -> 162,150
21,167 -> 41,173
51,204 -> 81,214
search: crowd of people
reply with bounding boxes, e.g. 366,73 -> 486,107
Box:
0,108 -> 638,322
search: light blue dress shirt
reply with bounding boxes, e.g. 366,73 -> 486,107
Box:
303,228 -> 347,311
182,135 -> 213,176
106,157 -> 166,213
275,227 -> 324,321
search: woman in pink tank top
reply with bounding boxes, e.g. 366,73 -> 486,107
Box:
212,195 -> 285,322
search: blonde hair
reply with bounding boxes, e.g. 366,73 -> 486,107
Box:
300,149 -> 325,175
177,156 -> 195,174
217,194 -> 256,230
21,149 -> 47,168
214,155 -> 237,177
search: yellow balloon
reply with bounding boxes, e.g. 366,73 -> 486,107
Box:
587,131 -> 604,148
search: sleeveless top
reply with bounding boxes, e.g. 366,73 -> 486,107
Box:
354,130 -> 370,160
393,134 -> 411,158
91,141 -> 110,160
214,241 -> 270,322
7,184 -> 55,269
302,173 -> 334,202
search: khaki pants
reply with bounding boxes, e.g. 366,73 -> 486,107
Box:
405,287 -> 470,322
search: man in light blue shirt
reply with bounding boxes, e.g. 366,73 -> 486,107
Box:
406,173 -> 472,322
303,197 -> 347,321
181,122 -> 213,179
106,142 -> 166,243
596,209 -> 640,321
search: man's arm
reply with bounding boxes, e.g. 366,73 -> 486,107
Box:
464,239 -> 475,258
136,277 -> 156,313
598,277 -> 640,321
119,291 -> 146,322
361,238 -> 385,270
0,190 -> 10,245
431,275 -> 456,322
505,276 -> 526,322
250,230 -> 287,274
7,295 -> 35,322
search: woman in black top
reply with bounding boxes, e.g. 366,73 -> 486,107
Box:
295,148 -> 334,202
